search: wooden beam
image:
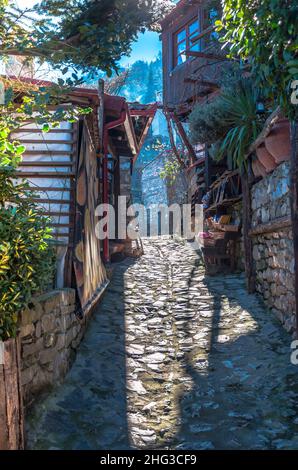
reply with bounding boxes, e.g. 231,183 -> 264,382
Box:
171,112 -> 196,165
290,120 -> 298,336
13,128 -> 74,134
123,113 -> 138,156
20,161 -> 73,167
164,109 -> 186,169
190,25 -> 216,44
133,115 -> 154,164
205,147 -> 211,190
23,150 -> 74,156
15,171 -> 75,178
184,50 -> 228,61
241,170 -> 255,293
16,139 -> 75,145
97,79 -> 105,154
249,216 -> 291,237
184,77 -> 220,89
31,198 -> 72,204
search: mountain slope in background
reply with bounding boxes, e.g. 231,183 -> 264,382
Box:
119,52 -> 162,104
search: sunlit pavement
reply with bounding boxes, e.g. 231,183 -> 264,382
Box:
27,237 -> 298,450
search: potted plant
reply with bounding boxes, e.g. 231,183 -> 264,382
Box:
215,79 -> 268,170
256,143 -> 277,173
265,118 -> 291,163
190,79 -> 269,172
251,156 -> 267,178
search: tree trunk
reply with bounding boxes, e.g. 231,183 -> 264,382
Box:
0,336 -> 24,450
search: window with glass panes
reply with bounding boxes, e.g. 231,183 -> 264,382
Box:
174,17 -> 200,67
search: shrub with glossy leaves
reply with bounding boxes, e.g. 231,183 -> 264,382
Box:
0,141 -> 54,341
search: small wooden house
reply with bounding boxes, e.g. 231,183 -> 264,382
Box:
161,0 -> 223,115
12,77 -> 155,315
160,1 -> 243,273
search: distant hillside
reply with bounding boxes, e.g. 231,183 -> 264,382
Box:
119,52 -> 162,104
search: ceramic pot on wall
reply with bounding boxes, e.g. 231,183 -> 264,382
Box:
252,158 -> 267,178
256,144 -> 277,173
265,118 -> 291,163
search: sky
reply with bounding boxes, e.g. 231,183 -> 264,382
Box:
120,31 -> 161,67
20,0 -> 162,67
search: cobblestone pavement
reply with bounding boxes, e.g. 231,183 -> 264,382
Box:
27,237 -> 298,450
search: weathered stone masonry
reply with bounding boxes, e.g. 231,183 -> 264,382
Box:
251,162 -> 295,333
20,289 -> 85,408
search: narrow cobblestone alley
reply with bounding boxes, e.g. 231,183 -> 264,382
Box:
27,238 -> 298,450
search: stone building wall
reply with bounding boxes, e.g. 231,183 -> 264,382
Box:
251,161 -> 290,226
251,161 -> 295,333
20,289 -> 86,408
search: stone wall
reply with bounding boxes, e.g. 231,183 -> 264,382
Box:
251,161 -> 295,333
251,161 -> 290,226
20,289 -> 85,408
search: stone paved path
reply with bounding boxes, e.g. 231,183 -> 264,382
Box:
27,237 -> 298,450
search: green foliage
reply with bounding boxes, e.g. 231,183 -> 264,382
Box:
160,157 -> 181,185
0,192 -> 54,341
189,80 -> 267,170
0,77 -> 90,344
189,95 -> 229,146
216,80 -> 267,168
0,0 -> 173,77
216,0 -> 298,118
0,140 -> 55,341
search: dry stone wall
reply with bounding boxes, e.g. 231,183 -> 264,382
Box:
20,289 -> 85,408
251,162 -> 295,333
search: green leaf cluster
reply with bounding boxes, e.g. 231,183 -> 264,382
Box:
216,0 -> 298,118
189,79 -> 267,170
0,0 -> 173,77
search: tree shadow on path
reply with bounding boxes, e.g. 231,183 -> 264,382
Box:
167,268 -> 298,450
26,257 -> 137,450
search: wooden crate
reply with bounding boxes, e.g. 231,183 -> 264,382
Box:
0,336 -> 24,450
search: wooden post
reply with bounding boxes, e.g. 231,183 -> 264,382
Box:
290,120 -> 298,336
205,146 -> 211,190
0,337 -> 24,450
241,170 -> 255,293
164,109 -> 186,169
171,112 -> 197,165
114,155 -> 121,239
97,79 -> 105,155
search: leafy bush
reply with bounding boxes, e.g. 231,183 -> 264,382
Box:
217,0 -> 298,118
189,95 -> 229,146
189,79 -> 267,169
160,157 -> 181,185
216,80 -> 267,168
0,140 -> 54,341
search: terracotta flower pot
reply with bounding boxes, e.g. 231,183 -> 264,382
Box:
256,144 -> 277,173
252,158 -> 267,178
265,118 -> 291,163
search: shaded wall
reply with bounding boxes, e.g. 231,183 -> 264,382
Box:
20,289 -> 94,408
251,162 -> 295,333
